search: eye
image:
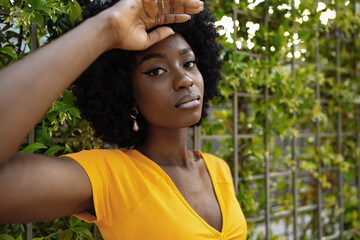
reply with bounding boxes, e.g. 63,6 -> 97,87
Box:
184,59 -> 198,68
143,67 -> 167,76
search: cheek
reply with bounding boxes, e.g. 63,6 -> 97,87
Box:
195,71 -> 204,95
132,83 -> 150,113
200,76 -> 204,92
131,76 -> 170,121
132,78 -> 168,105
132,72 -> 151,103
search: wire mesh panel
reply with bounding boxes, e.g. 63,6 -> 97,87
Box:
195,0 -> 360,239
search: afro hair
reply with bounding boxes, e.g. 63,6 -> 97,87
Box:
72,0 -> 223,148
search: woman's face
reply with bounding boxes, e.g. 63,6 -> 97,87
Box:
132,33 -> 204,129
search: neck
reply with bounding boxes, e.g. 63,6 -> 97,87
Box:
136,124 -> 195,168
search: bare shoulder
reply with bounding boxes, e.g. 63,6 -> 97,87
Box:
0,152 -> 93,224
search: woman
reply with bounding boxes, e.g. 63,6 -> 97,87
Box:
0,0 -> 247,239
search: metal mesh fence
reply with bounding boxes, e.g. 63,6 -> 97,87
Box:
192,1 -> 360,239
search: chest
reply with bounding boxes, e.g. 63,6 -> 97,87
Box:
160,164 -> 223,232
96,152 -> 247,239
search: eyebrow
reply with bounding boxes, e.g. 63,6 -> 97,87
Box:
180,47 -> 193,55
139,53 -> 166,65
139,48 -> 194,65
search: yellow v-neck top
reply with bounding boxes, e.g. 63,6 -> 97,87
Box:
66,149 -> 247,240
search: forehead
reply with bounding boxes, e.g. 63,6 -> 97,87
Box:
138,33 -> 192,57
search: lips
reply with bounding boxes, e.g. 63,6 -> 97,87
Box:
175,93 -> 201,109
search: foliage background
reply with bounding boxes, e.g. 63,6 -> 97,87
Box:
0,0 -> 360,239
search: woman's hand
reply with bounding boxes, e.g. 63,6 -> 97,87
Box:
102,0 -> 204,50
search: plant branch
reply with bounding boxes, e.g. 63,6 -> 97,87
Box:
16,24 -> 23,56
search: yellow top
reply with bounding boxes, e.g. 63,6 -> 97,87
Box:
66,149 -> 247,240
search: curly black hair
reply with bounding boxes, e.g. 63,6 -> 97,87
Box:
72,0 -> 223,148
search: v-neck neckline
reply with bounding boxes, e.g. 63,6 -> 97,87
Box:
126,149 -> 225,236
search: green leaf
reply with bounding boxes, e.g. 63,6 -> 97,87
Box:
21,142 -> 48,153
59,230 -> 73,240
72,227 -> 93,240
62,130 -> 72,142
15,236 -> 22,240
50,14 -> 58,23
62,90 -> 75,106
35,127 -> 52,146
0,0 -> 11,7
69,107 -> 80,118
219,86 -> 234,98
59,18 -> 73,32
70,215 -> 82,227
44,145 -> 65,156
0,46 -> 16,59
0,234 -> 15,240
49,101 -> 70,113
69,0 -> 82,24
33,12 -> 44,26
46,111 -> 58,123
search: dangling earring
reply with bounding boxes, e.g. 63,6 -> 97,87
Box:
130,108 -> 139,132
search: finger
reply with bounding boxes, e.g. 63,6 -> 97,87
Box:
146,27 -> 175,48
161,6 -> 203,15
174,0 -> 204,13
158,0 -> 204,15
157,14 -> 191,25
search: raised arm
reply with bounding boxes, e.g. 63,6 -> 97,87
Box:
0,0 -> 203,223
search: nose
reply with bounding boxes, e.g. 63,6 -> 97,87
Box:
173,71 -> 194,90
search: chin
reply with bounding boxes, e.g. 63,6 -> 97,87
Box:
162,112 -> 202,129
148,106 -> 203,129
183,111 -> 202,128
